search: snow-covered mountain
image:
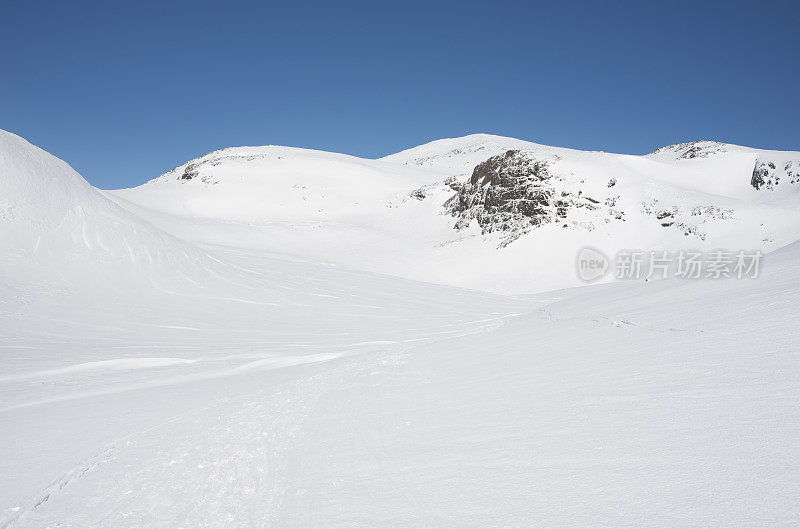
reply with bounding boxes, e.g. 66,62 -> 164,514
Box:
108,133 -> 800,293
2,131 -> 800,528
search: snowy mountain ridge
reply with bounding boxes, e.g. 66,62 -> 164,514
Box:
107,133 -> 800,293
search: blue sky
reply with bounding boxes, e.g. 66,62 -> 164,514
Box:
2,0 -> 798,189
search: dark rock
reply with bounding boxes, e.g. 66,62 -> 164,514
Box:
444,150 -> 555,239
751,166 -> 767,189
410,187 -> 427,200
444,150 -> 625,245
656,210 -> 674,220
180,163 -> 199,181
444,176 -> 462,192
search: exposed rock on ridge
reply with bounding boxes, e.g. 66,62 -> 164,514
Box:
444,150 -> 607,246
752,159 -> 800,190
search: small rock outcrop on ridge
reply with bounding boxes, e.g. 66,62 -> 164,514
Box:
752,159 -> 800,190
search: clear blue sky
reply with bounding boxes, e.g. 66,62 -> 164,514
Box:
2,0 -> 798,189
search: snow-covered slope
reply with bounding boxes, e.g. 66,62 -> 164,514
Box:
647,139 -> 800,195
381,133 -> 562,177
119,145 -> 437,222
2,132 -> 800,528
108,134 -> 800,294
0,130 -> 230,299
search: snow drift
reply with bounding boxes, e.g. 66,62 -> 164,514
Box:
0,130 -> 231,297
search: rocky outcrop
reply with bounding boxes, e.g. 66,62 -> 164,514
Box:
444,151 -> 554,239
180,163 -> 199,180
751,159 -> 799,190
640,199 -> 735,240
444,150 -> 605,246
444,180 -> 737,243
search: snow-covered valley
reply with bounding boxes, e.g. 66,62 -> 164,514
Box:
2,129 -> 799,528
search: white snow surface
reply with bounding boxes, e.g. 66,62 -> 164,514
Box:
1,129 -> 799,528
108,133 -> 800,294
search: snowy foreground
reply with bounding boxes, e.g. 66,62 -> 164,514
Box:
1,130 -> 799,527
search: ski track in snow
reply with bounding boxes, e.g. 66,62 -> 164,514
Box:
1,303 -> 519,528
1,321 -> 512,529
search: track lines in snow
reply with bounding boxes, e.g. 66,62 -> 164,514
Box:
0,411 -> 195,529
1,440 -> 125,529
0,349 -> 367,413
4,361 -> 350,529
0,358 -> 197,383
